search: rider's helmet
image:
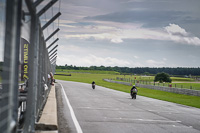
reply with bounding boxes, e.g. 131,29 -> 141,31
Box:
132,85 -> 136,90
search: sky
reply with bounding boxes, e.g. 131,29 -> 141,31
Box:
1,0 -> 200,68
54,0 -> 200,67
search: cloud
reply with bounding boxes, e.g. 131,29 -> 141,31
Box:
57,1 -> 200,46
134,56 -> 139,59
123,0 -> 144,3
111,38 -> 123,43
59,44 -> 81,52
165,23 -> 188,36
57,54 -> 131,67
164,24 -> 200,46
146,59 -> 166,67
85,10 -> 184,27
52,0 -> 200,67
162,58 -> 167,61
63,22 -> 200,46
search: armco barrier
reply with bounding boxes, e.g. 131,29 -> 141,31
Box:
135,83 -> 200,96
103,79 -> 132,86
103,79 -> 200,96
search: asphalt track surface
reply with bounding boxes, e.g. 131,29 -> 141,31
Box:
56,80 -> 200,133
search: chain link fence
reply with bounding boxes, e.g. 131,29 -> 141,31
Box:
116,77 -> 200,91
0,0 -> 60,133
115,77 -> 200,96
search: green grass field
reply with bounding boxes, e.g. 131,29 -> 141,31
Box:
54,70 -> 200,108
171,77 -> 195,82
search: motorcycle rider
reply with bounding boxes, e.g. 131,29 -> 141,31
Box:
130,85 -> 138,95
92,81 -> 95,84
92,81 -> 96,89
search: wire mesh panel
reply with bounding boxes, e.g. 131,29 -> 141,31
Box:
0,0 -> 22,133
22,1 -> 55,132
0,0 -> 60,132
0,0 -> 5,94
0,0 -> 6,131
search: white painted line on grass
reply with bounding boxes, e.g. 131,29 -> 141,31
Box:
60,83 -> 83,133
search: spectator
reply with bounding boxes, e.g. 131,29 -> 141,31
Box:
50,72 -> 54,85
48,73 -> 51,84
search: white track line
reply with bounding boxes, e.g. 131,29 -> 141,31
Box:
60,83 -> 83,133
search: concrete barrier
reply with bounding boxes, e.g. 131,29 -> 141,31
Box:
35,84 -> 58,132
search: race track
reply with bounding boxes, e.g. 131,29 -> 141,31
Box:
56,80 -> 200,133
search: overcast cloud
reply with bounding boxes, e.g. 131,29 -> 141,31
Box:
1,0 -> 200,67
49,0 -> 200,67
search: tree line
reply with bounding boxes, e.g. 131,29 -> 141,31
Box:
56,65 -> 200,76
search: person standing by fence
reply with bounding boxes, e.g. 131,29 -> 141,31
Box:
50,72 -> 54,85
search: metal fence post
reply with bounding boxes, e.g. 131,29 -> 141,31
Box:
0,0 -> 22,132
23,1 -> 39,132
0,0 -> 60,132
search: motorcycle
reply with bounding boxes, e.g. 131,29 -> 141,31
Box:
131,92 -> 137,99
130,88 -> 137,99
92,84 -> 95,89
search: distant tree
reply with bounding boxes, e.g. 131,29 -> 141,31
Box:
55,65 -> 200,76
154,72 -> 172,83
